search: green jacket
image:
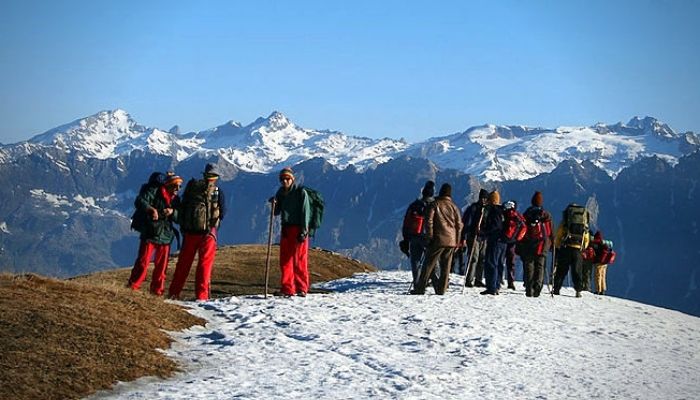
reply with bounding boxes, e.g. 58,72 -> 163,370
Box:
135,186 -> 179,245
274,184 -> 311,234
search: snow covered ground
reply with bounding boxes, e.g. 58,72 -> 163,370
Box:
89,271 -> 700,400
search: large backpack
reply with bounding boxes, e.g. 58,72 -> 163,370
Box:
179,178 -> 221,233
516,206 -> 549,256
302,186 -> 324,236
130,172 -> 166,233
403,199 -> 429,236
503,209 -> 526,243
563,204 -> 589,248
596,239 -> 616,265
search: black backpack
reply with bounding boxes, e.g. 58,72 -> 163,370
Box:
403,199 -> 429,236
130,172 -> 166,233
179,178 -> 220,233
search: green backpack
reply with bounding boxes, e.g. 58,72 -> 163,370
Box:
302,186 -> 324,236
563,204 -> 589,247
180,178 -> 220,233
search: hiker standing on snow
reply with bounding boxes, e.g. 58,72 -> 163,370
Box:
401,180 -> 435,285
502,200 -> 526,291
270,167 -> 312,297
168,164 -> 226,301
127,173 -> 183,296
590,231 -> 613,295
461,189 -> 490,287
480,191 -> 506,296
518,192 -> 554,297
411,183 -> 462,295
553,203 -> 590,298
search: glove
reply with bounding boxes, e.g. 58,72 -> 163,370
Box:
297,232 -> 307,243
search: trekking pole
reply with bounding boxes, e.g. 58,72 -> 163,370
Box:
549,245 -> 557,298
407,250 -> 426,294
461,241 -> 477,294
264,200 -> 276,299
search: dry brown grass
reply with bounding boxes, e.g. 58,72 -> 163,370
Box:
0,244 -> 376,400
76,244 -> 376,299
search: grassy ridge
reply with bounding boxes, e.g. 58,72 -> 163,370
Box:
0,245 -> 376,400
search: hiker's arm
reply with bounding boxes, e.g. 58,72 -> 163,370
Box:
136,188 -> 158,220
271,189 -> 283,216
554,223 -> 565,248
301,189 -> 311,237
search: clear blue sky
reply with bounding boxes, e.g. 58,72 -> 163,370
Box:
1,0 -> 698,144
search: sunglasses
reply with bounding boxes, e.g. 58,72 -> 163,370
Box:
279,177 -> 293,182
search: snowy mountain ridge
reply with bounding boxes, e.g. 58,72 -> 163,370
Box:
3,109 -> 698,181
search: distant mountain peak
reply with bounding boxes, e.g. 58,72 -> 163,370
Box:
264,111 -> 292,130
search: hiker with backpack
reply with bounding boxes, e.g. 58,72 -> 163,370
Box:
127,173 -> 183,296
168,164 -> 226,301
461,189 -> 490,288
480,190 -> 506,295
517,192 -> 554,297
553,203 -> 591,298
401,181 -> 436,286
410,183 -> 462,295
502,200 -> 526,291
269,167 -> 318,297
590,230 -> 616,295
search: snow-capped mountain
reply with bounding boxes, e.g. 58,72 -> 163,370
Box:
7,109 -> 408,172
2,109 -> 696,181
403,118 -> 699,181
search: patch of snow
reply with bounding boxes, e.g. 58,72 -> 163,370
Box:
89,271 -> 700,400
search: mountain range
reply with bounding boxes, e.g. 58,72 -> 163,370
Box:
0,110 -> 698,316
3,109 -> 697,181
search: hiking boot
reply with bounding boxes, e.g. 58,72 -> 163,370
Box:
464,282 -> 474,288
507,283 -> 516,290
575,291 -> 582,298
409,289 -> 424,295
273,291 -> 294,298
480,290 -> 496,296
474,281 -> 485,288
296,291 -> 307,297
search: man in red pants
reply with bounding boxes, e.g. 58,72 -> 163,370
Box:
271,167 -> 312,297
168,164 -> 226,301
128,173 -> 183,295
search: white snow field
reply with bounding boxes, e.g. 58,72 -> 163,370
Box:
89,271 -> 700,400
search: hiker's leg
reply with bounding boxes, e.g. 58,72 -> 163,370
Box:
168,233 -> 200,299
279,225 -> 298,295
149,243 -> 170,296
195,230 -> 217,301
128,240 -> 155,290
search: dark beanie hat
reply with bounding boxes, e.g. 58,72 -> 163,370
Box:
531,191 -> 543,207
478,189 -> 489,200
422,180 -> 435,197
439,183 -> 452,197
204,163 -> 219,176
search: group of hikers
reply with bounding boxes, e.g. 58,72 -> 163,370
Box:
401,181 -> 616,297
126,165 -> 614,301
127,165 -> 314,300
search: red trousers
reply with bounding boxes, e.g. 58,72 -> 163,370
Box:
128,240 -> 171,296
279,225 -> 310,295
168,229 -> 217,300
